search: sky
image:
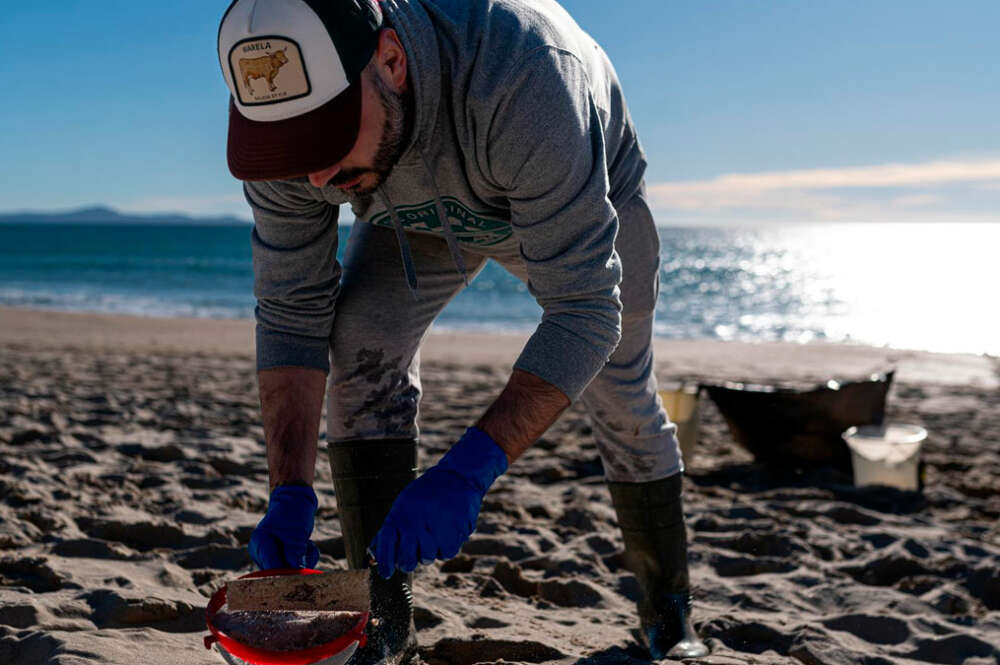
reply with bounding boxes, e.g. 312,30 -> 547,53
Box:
1,0 -> 998,225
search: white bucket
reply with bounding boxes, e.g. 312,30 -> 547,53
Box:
659,387 -> 700,468
843,424 -> 927,490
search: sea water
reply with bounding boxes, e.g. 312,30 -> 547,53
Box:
0,221 -> 996,356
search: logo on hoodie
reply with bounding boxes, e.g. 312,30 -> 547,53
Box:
369,197 -> 512,247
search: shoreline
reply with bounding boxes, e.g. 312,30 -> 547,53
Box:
1,305 -> 995,389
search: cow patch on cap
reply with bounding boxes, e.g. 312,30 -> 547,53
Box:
229,36 -> 311,106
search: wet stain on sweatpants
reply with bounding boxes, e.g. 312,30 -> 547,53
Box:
341,348 -> 418,436
592,409 -> 626,434
348,348 -> 401,385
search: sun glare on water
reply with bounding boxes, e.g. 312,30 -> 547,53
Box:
756,223 -> 998,355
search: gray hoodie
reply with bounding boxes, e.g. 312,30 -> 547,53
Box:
244,0 -> 647,401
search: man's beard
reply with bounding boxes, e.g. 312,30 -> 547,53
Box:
329,72 -> 414,198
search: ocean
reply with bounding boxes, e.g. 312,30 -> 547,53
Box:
1,222 -> 996,357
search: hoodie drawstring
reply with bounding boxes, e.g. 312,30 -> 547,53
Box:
377,187 -> 420,299
421,152 -> 470,286
375,153 -> 471,301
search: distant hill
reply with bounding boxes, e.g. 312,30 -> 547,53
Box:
0,205 -> 251,226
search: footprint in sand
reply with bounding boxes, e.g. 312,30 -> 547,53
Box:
172,544 -> 250,571
81,589 -> 202,632
0,599 -> 44,629
439,555 -> 476,573
536,578 -> 606,608
709,552 -> 798,577
413,605 -> 444,630
822,613 -> 910,645
466,616 -> 510,629
50,538 -> 137,560
75,516 -> 230,551
116,442 -> 189,463
425,637 -> 565,665
699,616 -> 794,655
906,634 -> 998,664
839,551 -> 933,587
461,535 -> 537,561
0,556 -> 71,592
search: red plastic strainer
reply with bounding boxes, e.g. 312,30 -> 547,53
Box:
204,568 -> 369,665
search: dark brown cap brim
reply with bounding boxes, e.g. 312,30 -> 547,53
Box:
227,81 -> 363,181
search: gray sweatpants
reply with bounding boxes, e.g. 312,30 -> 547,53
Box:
325,191 -> 682,482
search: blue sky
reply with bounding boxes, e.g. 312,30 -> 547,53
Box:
2,0 -> 998,224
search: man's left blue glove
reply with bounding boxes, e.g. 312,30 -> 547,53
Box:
249,484 -> 321,570
371,427 -> 509,579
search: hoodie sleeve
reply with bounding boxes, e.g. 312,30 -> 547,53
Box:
244,179 -> 341,374
486,47 -> 623,402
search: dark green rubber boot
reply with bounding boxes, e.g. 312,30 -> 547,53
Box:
329,438 -> 419,665
607,473 -> 709,660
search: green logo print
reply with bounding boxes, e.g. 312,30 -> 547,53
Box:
369,197 -> 512,247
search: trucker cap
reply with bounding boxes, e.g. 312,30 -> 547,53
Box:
218,0 -> 383,181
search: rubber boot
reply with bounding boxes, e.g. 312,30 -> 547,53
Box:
607,473 -> 709,660
329,438 -> 419,665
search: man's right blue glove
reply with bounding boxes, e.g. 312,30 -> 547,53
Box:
248,484 -> 320,570
370,427 -> 509,579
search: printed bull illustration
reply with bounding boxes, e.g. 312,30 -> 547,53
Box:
238,49 -> 289,94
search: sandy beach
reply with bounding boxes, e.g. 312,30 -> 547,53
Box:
0,306 -> 997,664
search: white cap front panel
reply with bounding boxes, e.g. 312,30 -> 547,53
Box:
219,0 -> 350,122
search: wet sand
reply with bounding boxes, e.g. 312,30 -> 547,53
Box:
0,306 -> 997,664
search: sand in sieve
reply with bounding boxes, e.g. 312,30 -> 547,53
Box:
213,606 -> 365,652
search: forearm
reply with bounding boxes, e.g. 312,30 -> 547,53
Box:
475,368 -> 570,464
258,366 -> 327,491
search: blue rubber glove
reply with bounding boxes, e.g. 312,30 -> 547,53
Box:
248,484 -> 321,570
371,427 -> 509,579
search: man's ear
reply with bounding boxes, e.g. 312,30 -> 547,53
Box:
373,28 -> 408,93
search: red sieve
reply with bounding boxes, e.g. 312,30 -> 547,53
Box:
204,568 -> 369,665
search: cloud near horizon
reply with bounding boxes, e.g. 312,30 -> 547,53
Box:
112,157 -> 1000,225
118,193 -> 251,220
647,157 -> 1000,225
